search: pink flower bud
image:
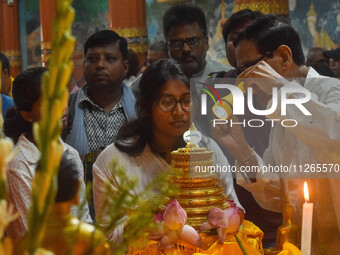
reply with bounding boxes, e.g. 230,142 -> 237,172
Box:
226,200 -> 237,208
199,221 -> 213,232
208,207 -> 229,228
159,230 -> 179,249
154,213 -> 163,223
224,208 -> 242,234
149,221 -> 166,240
180,225 -> 202,248
207,205 -> 245,235
163,200 -> 187,231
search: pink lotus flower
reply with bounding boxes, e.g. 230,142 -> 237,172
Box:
154,213 -> 163,223
163,200 -> 187,231
149,200 -> 201,249
200,201 -> 244,244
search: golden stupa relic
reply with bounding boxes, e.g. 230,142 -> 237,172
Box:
170,123 -> 229,229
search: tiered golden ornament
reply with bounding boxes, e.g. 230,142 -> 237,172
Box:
170,123 -> 229,229
129,124 -> 265,254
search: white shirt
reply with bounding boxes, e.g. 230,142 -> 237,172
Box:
6,135 -> 92,238
93,137 -> 241,242
237,68 -> 340,254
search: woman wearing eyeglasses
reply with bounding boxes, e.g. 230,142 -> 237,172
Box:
92,59 -> 241,242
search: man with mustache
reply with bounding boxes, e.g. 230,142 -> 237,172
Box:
65,30 -> 137,220
163,4 -> 230,80
213,15 -> 340,254
131,4 -> 230,98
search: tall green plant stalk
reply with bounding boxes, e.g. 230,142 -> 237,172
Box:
25,0 -> 75,253
96,158 -> 174,254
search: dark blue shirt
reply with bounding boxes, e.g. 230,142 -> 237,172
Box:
1,94 -> 14,116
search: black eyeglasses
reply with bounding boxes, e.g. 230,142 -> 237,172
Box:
168,37 -> 201,50
158,95 -> 194,112
237,51 -> 273,73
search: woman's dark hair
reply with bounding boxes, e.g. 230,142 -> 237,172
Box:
115,59 -> 195,156
4,67 -> 47,143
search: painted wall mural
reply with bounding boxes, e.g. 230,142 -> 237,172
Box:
24,0 -> 109,89
146,0 -> 340,65
70,0 -> 109,89
23,0 -> 340,79
25,0 -> 40,68
289,0 -> 340,51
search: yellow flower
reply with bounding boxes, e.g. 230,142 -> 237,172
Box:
23,248 -> 55,255
33,248 -> 55,255
0,138 -> 16,180
0,237 -> 14,255
0,200 -> 20,239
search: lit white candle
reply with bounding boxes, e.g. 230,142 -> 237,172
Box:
301,181 -> 313,255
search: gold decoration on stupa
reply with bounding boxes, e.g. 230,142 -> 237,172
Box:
307,3 -> 317,19
170,124 -> 229,229
233,0 -> 289,16
307,2 -> 336,50
157,0 -> 191,3
129,124 -> 265,254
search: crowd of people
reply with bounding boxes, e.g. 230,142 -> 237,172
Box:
1,4 -> 340,255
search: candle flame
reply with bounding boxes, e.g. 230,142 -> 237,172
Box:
304,181 -> 309,202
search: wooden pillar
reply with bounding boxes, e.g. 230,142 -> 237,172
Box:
233,0 -> 289,16
39,0 -> 57,66
108,0 -> 147,66
0,0 -> 22,77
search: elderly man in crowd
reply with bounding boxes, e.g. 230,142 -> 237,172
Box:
213,14 -> 340,255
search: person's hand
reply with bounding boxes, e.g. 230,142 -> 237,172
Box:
211,116 -> 252,163
237,60 -> 288,95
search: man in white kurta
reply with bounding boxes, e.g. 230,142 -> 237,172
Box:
236,68 -> 340,253
212,15 -> 340,255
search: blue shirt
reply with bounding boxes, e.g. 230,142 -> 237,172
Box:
1,94 -> 14,116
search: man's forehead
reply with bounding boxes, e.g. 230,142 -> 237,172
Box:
85,43 -> 119,55
236,40 -> 258,53
235,40 -> 259,63
167,22 -> 204,38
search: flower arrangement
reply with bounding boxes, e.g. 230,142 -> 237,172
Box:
199,201 -> 247,254
200,200 -> 245,244
96,158 -> 173,254
149,200 -> 202,249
